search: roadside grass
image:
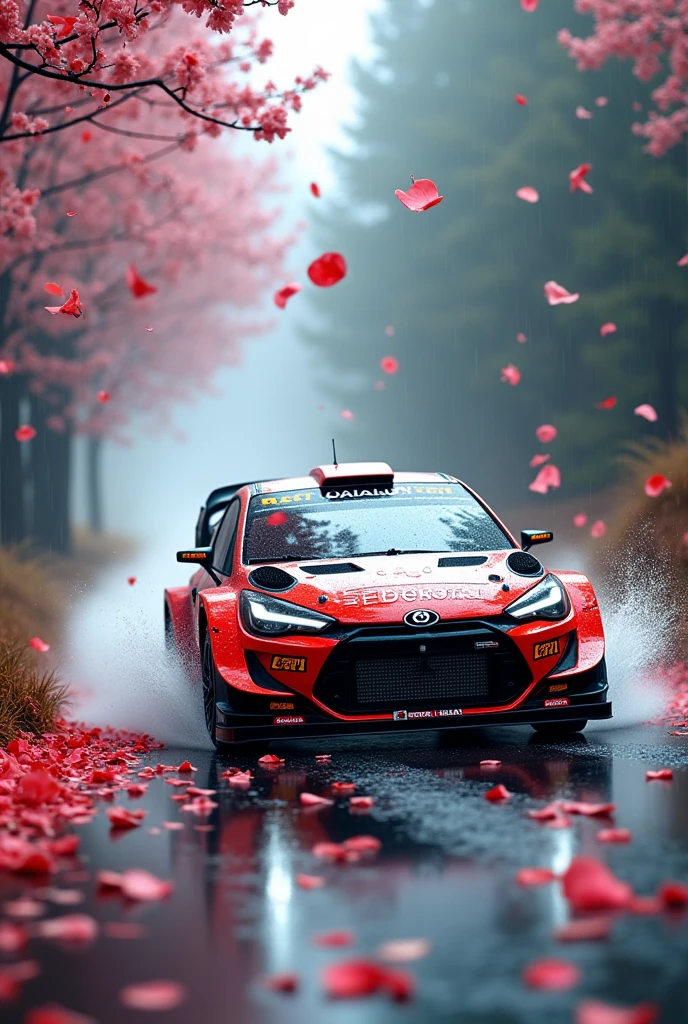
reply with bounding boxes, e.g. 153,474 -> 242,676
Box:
0,638 -> 70,747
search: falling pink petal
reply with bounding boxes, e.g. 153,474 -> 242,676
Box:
385,325 -> 395,337
43,282 -> 62,296
127,576 -> 136,585
96,390 -> 110,403
516,186 -> 539,203
573,513 -> 588,528
144,326 -> 153,332
646,769 -> 673,780
523,958 -> 581,991
377,938 -> 431,962
644,474 -> 671,498
596,396 -> 617,410
15,425 -> 36,443
521,0 -> 538,10
394,176 -> 443,212
536,423 -> 557,443
480,759 -> 502,768
530,454 -> 550,468
500,364 -> 521,386
0,360 -> 15,375
66,210 -> 77,217
374,380 -> 386,391
29,637 -> 50,653
633,101 -> 643,112
310,182 -> 321,198
300,792 -> 334,808
634,404 -> 657,422
677,254 -> 688,267
340,409 -> 354,420
380,356 -> 399,374
569,163 -> 593,194
597,828 -> 632,844
590,520 -> 606,538
126,265 -> 157,299
516,867 -> 556,886
544,280 -> 579,305
595,96 -> 608,107
308,252 -> 347,287
485,784 -> 511,802
516,332 -> 527,343
120,981 -> 187,1011
274,283 -> 302,309
45,289 -> 82,317
514,94 -> 528,105
600,322 -> 617,336
296,873 -> 326,889
529,463 -> 561,494
576,105 -> 593,119
266,511 -> 288,527
575,999 -> 658,1024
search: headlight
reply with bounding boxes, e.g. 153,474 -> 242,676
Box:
240,590 -> 336,637
504,574 -> 570,621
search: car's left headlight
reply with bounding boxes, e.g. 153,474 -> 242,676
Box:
504,574 -> 570,621
241,590 -> 336,637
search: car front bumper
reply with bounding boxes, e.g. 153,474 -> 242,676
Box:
215,697 -> 612,744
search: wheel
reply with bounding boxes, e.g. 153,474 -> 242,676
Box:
531,720 -> 588,736
201,629 -> 222,749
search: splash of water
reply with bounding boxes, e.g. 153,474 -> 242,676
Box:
66,563 -> 210,750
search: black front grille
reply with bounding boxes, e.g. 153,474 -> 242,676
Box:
356,653 -> 489,705
313,623 -> 531,714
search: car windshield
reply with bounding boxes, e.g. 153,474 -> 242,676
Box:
243,483 -> 512,564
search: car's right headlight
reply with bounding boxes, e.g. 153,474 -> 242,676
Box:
240,590 -> 336,637
504,574 -> 570,621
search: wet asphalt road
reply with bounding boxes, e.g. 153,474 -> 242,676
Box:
4,723 -> 688,1023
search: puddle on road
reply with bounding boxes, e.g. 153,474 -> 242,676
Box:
3,727 -> 688,1023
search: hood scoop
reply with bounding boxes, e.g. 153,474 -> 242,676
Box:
506,551 -> 543,577
438,556 -> 488,568
248,566 -> 297,592
300,562 -> 364,575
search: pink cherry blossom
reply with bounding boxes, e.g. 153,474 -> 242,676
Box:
516,332 -> 527,343
678,254 -> 688,267
573,513 -> 587,528
529,464 -> 561,494
536,424 -> 557,443
274,283 -> 301,309
340,410 -> 354,420
514,94 -> 528,106
530,454 -> 550,468
521,0 -> 538,10
380,356 -> 399,374
600,322 -> 617,336
595,97 -> 608,107
590,520 -> 606,539
500,364 -> 521,386
569,164 -> 593,194
575,105 -> 593,119
516,186 -> 539,203
634,404 -> 657,422
544,281 -> 580,305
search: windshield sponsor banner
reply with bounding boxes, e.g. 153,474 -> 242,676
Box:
343,585 -> 485,607
394,709 -> 462,721
258,485 -> 468,506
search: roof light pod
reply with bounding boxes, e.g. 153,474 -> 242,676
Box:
309,462 -> 394,488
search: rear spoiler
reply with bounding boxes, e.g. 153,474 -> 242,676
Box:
195,480 -> 269,547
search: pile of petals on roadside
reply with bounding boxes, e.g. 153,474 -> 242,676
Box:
0,722 -> 163,877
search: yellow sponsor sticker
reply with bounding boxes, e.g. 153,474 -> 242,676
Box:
270,655 -> 307,673
269,701 -> 295,710
533,638 -> 561,661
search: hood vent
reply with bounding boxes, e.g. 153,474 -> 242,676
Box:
438,556 -> 488,568
300,562 -> 364,575
506,551 -> 544,577
248,566 -> 297,592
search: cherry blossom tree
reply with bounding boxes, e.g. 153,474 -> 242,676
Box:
0,1 -> 322,549
559,1 -> 688,157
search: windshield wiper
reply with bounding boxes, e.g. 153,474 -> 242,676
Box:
352,549 -> 442,557
246,555 -> 298,564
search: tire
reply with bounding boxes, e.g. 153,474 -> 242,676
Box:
531,719 -> 588,736
201,629 -> 223,750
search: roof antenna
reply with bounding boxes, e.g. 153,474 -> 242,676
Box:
331,438 -> 338,469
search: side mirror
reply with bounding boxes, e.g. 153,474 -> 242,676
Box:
177,547 -> 221,584
521,529 -> 553,552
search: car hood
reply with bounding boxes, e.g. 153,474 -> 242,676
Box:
273,552 -> 547,623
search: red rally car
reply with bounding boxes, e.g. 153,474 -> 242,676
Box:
165,463 -> 611,749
